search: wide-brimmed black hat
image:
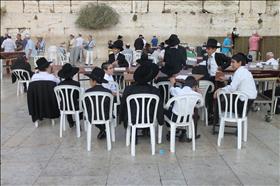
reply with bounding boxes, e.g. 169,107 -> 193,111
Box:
111,40 -> 124,51
136,53 -> 153,65
203,38 -> 220,48
85,67 -> 108,84
58,63 -> 79,79
160,63 -> 181,77
117,35 -> 123,40
165,34 -> 180,47
35,57 -> 52,70
134,63 -> 159,84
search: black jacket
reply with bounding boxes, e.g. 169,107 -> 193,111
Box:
119,83 -> 164,128
11,61 -> 34,83
134,38 -> 144,50
108,53 -> 129,67
58,79 -> 80,111
84,85 -> 112,122
27,80 -> 60,122
164,45 -> 187,71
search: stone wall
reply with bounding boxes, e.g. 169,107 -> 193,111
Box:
1,0 -> 279,59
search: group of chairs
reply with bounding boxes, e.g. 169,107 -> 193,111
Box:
123,50 -> 158,68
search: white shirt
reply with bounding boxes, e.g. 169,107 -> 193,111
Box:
264,58 -> 279,66
207,52 -> 218,76
170,86 -> 203,115
102,74 -> 117,93
75,37 -> 84,47
1,38 -> 16,52
221,66 -> 257,100
25,39 -> 37,57
31,71 -> 60,84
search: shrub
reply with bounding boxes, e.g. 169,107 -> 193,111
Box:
1,6 -> 7,16
76,3 -> 119,29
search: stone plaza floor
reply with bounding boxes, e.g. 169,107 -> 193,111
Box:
1,76 -> 279,186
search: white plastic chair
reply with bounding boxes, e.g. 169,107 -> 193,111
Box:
217,91 -> 248,149
82,92 -> 114,151
54,85 -> 83,138
199,80 -> 215,126
110,81 -> 120,142
58,52 -> 69,65
47,45 -> 59,64
33,55 -> 45,68
11,69 -> 31,96
125,94 -> 159,156
133,50 -> 142,63
159,94 -> 203,153
274,96 -> 280,114
123,53 -> 133,67
154,81 -> 171,105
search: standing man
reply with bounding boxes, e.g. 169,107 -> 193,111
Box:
231,27 -> 239,49
85,35 -> 96,66
68,34 -> 75,65
151,35 -> 159,48
1,35 -> 16,52
221,32 -> 233,57
248,31 -> 262,62
74,34 -> 84,64
24,34 -> 37,64
134,34 -> 144,51
15,33 -> 24,51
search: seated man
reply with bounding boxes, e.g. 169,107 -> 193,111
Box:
263,52 -> 279,66
32,57 -> 60,84
11,56 -> 34,92
214,53 -> 257,116
108,40 -> 129,67
165,76 -> 203,142
57,63 -> 82,128
85,67 -> 112,139
119,63 -> 164,130
101,62 -> 117,96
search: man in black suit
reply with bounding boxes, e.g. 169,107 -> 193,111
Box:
134,34 -> 144,51
57,63 -> 81,128
108,40 -> 129,67
11,56 -> 34,91
85,67 -> 112,139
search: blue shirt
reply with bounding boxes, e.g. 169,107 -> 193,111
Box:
221,38 -> 232,54
151,38 -> 158,47
25,39 -> 37,57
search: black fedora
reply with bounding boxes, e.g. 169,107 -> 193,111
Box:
85,67 -> 108,84
203,38 -> 220,48
160,63 -> 181,77
136,53 -> 153,65
111,40 -> 123,51
134,63 -> 159,84
117,35 -> 123,40
35,57 -> 52,70
165,34 -> 180,47
58,63 -> 79,79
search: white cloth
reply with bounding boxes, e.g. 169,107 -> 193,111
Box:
1,38 -> 16,52
85,50 -> 93,65
102,74 -> 117,93
31,71 -> 60,84
221,66 -> 257,100
75,37 -> 84,47
170,86 -> 203,115
264,58 -> 279,66
207,52 -> 218,77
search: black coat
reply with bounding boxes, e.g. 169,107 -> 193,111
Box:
11,61 -> 34,83
164,45 -> 187,72
134,38 -> 144,50
119,83 -> 164,128
58,79 -> 80,111
108,53 -> 129,67
27,80 -> 60,122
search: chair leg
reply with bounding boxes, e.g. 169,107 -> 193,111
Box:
87,124 -> 92,151
35,120 -> 38,128
126,126 -> 131,146
131,126 -> 136,156
63,115 -> 66,131
170,125 -> 176,153
205,107 -> 208,126
59,114 -> 63,138
237,120 -> 242,149
17,82 -> 20,96
243,119 -> 248,142
191,121 -> 196,151
111,124 -> 116,142
217,119 -> 224,146
150,126 -> 155,155
105,122 -> 112,151
158,125 -> 163,144
51,119 -> 55,126
75,112 -> 81,138
187,125 -> 192,139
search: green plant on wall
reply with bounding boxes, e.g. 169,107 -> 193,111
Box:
76,3 -> 119,29
1,6 -> 7,16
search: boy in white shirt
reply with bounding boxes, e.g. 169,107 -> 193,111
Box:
101,62 -> 117,96
165,76 -> 203,142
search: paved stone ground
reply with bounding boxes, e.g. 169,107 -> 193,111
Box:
1,76 -> 279,186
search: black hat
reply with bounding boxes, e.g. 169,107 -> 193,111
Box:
160,63 -> 181,77
58,63 -> 79,79
134,63 -> 159,84
112,40 -> 123,51
117,35 -> 123,40
35,57 -> 52,70
203,38 -> 220,48
136,53 -> 153,65
85,67 -> 108,84
165,34 -> 180,47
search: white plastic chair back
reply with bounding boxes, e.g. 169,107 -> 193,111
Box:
33,55 -> 45,67
124,53 -> 133,67
47,45 -> 59,64
109,81 -> 120,142
11,69 -> 31,96
154,81 -> 171,104
166,94 -> 202,125
217,91 -> 248,120
127,94 -> 159,127
58,52 -> 69,65
199,80 -> 214,126
133,50 -> 142,63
